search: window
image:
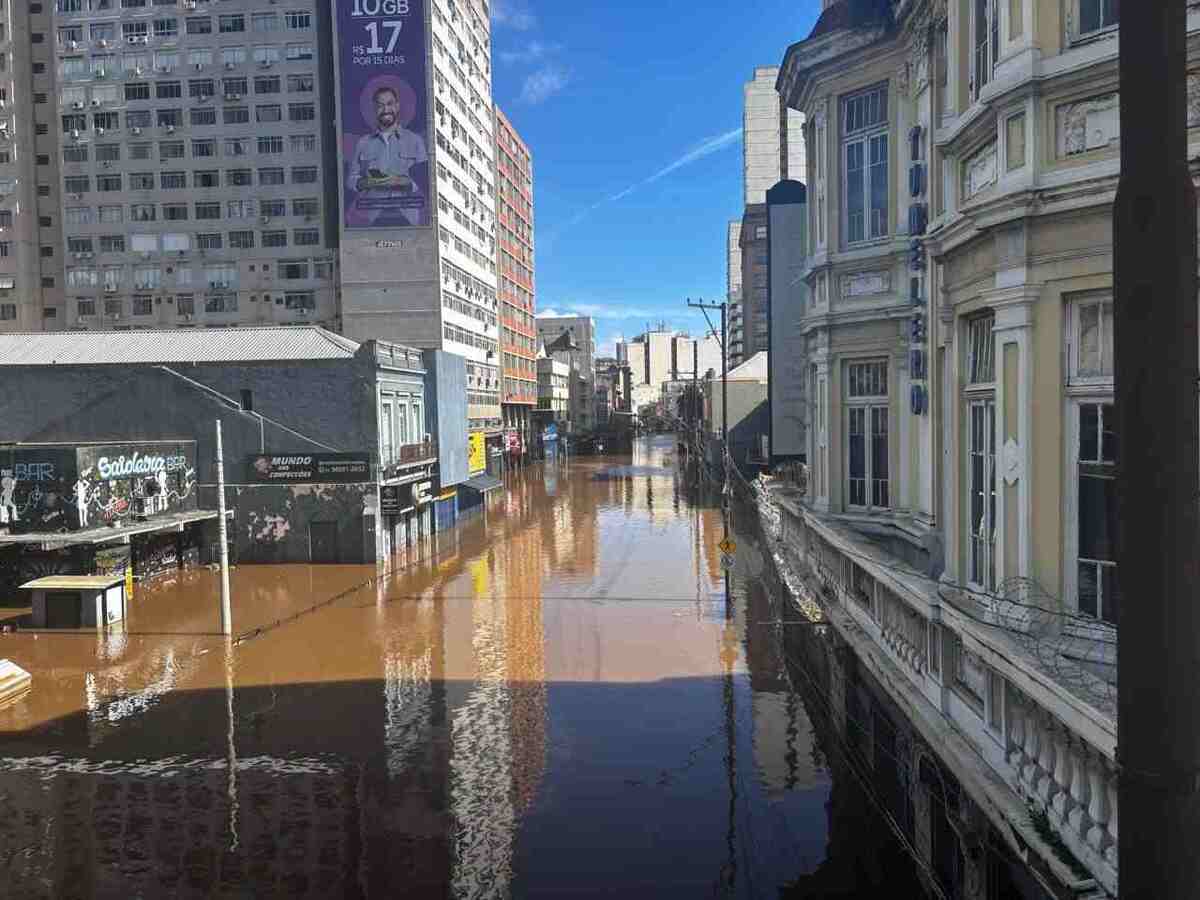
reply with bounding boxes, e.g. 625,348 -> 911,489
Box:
967,397 -> 997,591
256,104 -> 281,123
253,45 -> 280,64
63,113 -> 88,133
103,298 -> 121,316
161,171 -> 187,189
77,300 -> 96,317
290,134 -> 317,153
93,111 -> 119,130
262,230 -> 287,247
187,17 -> 212,35
258,167 -> 284,186
225,137 -> 249,157
0,303 -> 14,321
227,169 -> 252,187
159,140 -> 185,161
972,0 -> 1000,99
287,73 -> 313,93
258,136 -> 283,155
63,145 -> 89,163
99,205 -> 123,223
255,75 -> 280,94
292,197 -> 318,217
285,291 -> 315,310
189,48 -> 214,68
205,294 -> 238,313
294,228 -> 319,246
288,102 -> 314,122
191,107 -> 217,126
131,203 -> 156,221
284,10 -> 311,29
195,201 -> 221,220
197,232 -> 223,250
192,138 -> 216,158
67,267 -> 98,288
285,43 -> 312,61
100,234 -> 125,252
229,230 -> 254,249
177,294 -> 195,315
224,106 -> 250,124
163,203 -> 188,221
843,84 -> 889,244
189,79 -> 215,99
1070,296 -> 1114,381
380,403 -> 393,463
1079,0 -> 1118,36
153,18 -> 177,38
227,200 -> 251,218
221,46 -> 246,65
845,361 -> 889,509
64,175 -> 90,194
96,144 -> 121,163
251,12 -> 277,32
219,14 -> 244,33
280,259 -> 308,279
194,169 -> 219,187
261,199 -> 286,217
157,109 -> 182,127
125,82 -> 150,102
291,166 -> 317,184
132,295 -> 153,316
1072,403 -> 1119,625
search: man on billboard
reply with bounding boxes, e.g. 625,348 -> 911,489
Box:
345,80 -> 430,227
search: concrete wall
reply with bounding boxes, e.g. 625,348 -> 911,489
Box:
767,183 -> 809,459
423,350 -> 469,487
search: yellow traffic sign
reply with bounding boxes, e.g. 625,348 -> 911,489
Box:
718,539 -> 736,555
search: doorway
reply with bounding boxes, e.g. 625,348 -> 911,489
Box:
308,522 -> 340,564
45,591 -> 82,628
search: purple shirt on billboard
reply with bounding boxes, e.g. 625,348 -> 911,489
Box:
347,127 -> 429,226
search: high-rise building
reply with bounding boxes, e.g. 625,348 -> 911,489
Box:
727,220 -> 744,366
337,0 -> 500,435
739,204 -> 769,358
0,0 -> 503,434
742,66 -> 806,207
1,0 -> 339,333
494,105 -> 536,454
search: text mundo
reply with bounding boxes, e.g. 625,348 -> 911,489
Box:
349,0 -> 410,17
97,453 -> 187,480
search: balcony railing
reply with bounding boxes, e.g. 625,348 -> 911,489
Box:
381,441 -> 437,478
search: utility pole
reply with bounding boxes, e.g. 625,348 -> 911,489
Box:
215,419 -> 232,636
687,297 -> 730,549
1115,3 -> 1200,896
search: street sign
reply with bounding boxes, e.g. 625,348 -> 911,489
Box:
718,538 -> 736,555
720,553 -> 735,571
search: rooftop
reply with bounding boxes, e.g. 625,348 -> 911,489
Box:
0,326 -> 362,366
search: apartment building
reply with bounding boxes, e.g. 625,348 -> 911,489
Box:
743,65 -> 806,207
738,203 -> 769,357
494,104 -> 535,454
14,0 -> 340,334
535,313 -> 594,432
337,0 -> 500,435
727,220 -> 744,366
772,1 -> 1161,895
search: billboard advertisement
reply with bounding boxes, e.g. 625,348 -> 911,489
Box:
336,0 -> 429,229
245,453 -> 371,483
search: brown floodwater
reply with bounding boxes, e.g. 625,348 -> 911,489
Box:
0,436 -> 925,899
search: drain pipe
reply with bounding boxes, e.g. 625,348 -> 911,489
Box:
215,419 -> 232,636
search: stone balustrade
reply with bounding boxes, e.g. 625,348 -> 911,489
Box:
1005,685 -> 1118,893
878,585 -> 928,676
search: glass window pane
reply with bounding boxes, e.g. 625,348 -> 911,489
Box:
1078,561 -> 1099,617
869,134 -> 888,238
846,141 -> 865,243
1079,472 -> 1116,562
1101,564 -> 1120,624
1078,302 -> 1101,375
871,406 -> 888,507
848,408 -> 865,505
1079,403 -> 1099,462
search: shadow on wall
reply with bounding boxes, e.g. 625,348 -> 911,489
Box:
233,482 -> 373,564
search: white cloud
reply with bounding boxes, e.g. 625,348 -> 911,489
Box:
519,64 -> 569,105
500,40 -> 557,65
536,308 -> 561,318
491,0 -> 536,30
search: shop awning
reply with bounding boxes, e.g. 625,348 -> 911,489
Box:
0,509 -> 224,550
461,474 -> 503,494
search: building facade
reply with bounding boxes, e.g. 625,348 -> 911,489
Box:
727,220 -> 744,367
770,1 -> 1169,895
494,105 -> 536,457
743,65 -> 807,207
535,314 -> 594,432
738,204 -> 770,358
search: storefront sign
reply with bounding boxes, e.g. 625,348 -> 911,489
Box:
381,479 -> 432,515
467,433 -> 486,475
96,452 -> 188,481
245,453 -> 371,483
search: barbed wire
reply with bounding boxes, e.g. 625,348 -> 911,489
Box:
727,466 -> 1117,714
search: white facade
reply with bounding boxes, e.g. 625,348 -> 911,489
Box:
743,66 -> 806,207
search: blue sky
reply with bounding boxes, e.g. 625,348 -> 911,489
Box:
488,0 -> 821,356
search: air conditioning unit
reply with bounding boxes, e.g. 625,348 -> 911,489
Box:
72,100 -> 85,110
134,66 -> 144,76
95,69 -> 107,79
260,215 -> 270,224
69,40 -> 79,50
139,36 -> 150,44
184,0 -> 196,7
90,99 -> 101,108
127,36 -> 140,44
131,126 -> 142,135
225,61 -> 236,70
70,128 -> 80,139
165,124 -> 175,133
97,127 -> 106,136
259,60 -> 272,68
97,39 -> 109,48
104,284 -> 117,293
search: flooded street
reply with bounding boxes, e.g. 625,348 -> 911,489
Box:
0,436 -> 925,899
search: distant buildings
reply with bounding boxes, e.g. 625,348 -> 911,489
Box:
535,315 -> 595,433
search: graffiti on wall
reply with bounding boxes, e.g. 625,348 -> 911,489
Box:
236,482 -> 371,564
0,444 -> 197,534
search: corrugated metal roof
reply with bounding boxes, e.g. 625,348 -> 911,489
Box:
0,326 -> 362,366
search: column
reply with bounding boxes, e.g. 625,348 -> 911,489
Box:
990,294 -> 1035,584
